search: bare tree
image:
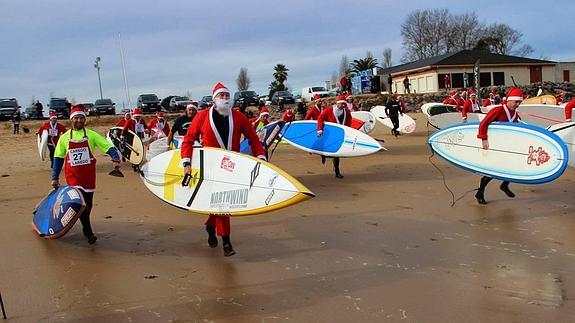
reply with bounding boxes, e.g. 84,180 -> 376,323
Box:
481,23 -> 533,56
339,55 -> 349,77
382,48 -> 392,68
401,9 -> 450,62
446,12 -> 483,52
236,67 -> 251,91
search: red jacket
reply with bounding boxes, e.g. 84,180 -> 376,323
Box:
38,122 -> 67,146
122,118 -> 149,136
443,97 -> 463,112
565,100 -> 575,121
282,110 -> 295,122
305,105 -> 323,120
149,118 -> 170,136
181,108 -> 266,162
116,118 -> 129,127
477,105 -> 519,140
317,106 -> 352,131
462,99 -> 481,119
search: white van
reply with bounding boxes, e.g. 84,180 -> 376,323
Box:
301,86 -> 330,103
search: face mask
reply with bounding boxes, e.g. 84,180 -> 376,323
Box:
214,98 -> 231,116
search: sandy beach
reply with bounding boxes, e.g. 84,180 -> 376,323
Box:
1,113 -> 574,322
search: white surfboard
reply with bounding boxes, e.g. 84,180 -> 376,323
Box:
147,137 -> 170,161
548,122 -> 575,169
518,104 -> 566,128
421,103 -> 458,117
351,111 -> 376,134
106,127 -> 145,165
37,130 -> 48,161
140,148 -> 315,216
428,112 -> 486,130
370,105 -> 416,134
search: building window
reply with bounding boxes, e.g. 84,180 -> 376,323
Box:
480,72 -> 492,86
451,73 -> 464,88
493,72 -> 505,86
466,73 -> 475,87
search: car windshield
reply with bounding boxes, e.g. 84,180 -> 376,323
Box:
0,100 -> 17,108
50,100 -> 67,108
240,91 -> 257,97
201,96 -> 213,102
141,95 -> 159,101
95,99 -> 112,105
174,96 -> 189,101
311,87 -> 327,92
276,91 -> 291,96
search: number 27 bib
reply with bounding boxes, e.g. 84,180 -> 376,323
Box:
69,147 -> 90,166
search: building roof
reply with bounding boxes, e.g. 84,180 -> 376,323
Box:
381,50 -> 556,76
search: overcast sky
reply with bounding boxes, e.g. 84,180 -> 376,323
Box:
2,0 -> 574,109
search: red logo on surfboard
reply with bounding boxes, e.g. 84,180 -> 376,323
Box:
220,156 -> 236,172
527,146 -> 550,166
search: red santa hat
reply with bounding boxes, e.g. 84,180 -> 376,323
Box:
468,89 -> 476,96
124,112 -> 131,119
506,87 -> 524,102
156,111 -> 164,118
49,111 -> 57,120
345,94 -> 353,101
259,107 -> 270,116
186,102 -> 198,110
313,94 -> 321,102
69,104 -> 86,119
133,108 -> 142,117
336,95 -> 347,104
212,82 -> 230,99
284,109 -> 294,117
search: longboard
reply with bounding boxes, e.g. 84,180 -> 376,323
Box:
106,127 -> 145,165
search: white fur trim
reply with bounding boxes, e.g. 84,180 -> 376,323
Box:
212,88 -> 230,99
507,96 -> 523,101
69,111 -> 86,119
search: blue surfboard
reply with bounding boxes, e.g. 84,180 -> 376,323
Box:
279,120 -> 381,157
240,120 -> 286,156
32,186 -> 86,239
428,122 -> 569,184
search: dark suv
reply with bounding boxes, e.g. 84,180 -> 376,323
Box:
137,94 -> 161,113
48,98 -> 70,119
271,91 -> 295,105
233,91 -> 259,107
0,98 -> 18,120
94,98 -> 116,115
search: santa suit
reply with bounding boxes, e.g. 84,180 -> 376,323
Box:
346,102 -> 359,112
38,121 -> 67,167
304,104 -> 323,120
282,110 -> 295,123
482,98 -> 497,107
116,118 -> 129,127
477,105 -> 519,140
462,98 -> 481,120
565,100 -> 575,121
317,105 -> 352,130
249,115 -> 269,131
181,107 -> 266,236
122,118 -> 149,138
149,117 -> 170,136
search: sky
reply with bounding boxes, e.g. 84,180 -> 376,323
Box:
1,0 -> 574,110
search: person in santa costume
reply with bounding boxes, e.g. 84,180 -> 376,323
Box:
281,108 -> 295,123
397,95 -> 407,113
181,83 -> 266,257
461,89 -> 482,122
556,90 -> 566,105
51,105 -> 121,244
37,111 -> 67,168
317,94 -> 352,178
116,112 -> 131,127
250,106 -> 270,131
149,111 -> 171,137
168,103 -> 198,147
443,90 -> 462,111
121,108 -> 149,139
346,94 -> 360,112
475,87 -> 523,205
482,91 -> 501,107
305,94 -> 323,120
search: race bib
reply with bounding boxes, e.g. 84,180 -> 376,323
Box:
49,128 -> 58,136
157,122 -> 164,130
69,147 -> 90,166
135,123 -> 144,133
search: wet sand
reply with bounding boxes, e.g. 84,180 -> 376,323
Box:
1,114 -> 574,322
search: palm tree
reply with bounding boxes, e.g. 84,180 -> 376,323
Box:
273,64 -> 289,85
350,57 -> 379,73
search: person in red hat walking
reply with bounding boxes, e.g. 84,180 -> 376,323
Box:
281,108 -> 295,123
443,90 -> 463,112
121,108 -> 149,139
317,95 -> 352,178
37,112 -> 67,168
482,91 -> 501,107
181,83 -> 266,257
461,89 -> 482,122
305,94 -> 323,120
116,112 -> 131,127
345,94 -> 360,112
51,105 -> 121,244
149,111 -> 170,137
249,107 -> 270,131
475,87 -> 524,204
168,103 -> 198,148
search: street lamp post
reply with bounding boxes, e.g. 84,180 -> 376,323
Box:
94,57 -> 103,100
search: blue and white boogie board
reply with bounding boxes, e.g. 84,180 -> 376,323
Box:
428,122 -> 569,184
240,120 -> 285,156
280,120 -> 382,157
32,186 -> 86,239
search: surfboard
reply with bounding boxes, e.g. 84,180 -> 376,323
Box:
547,122 -> 575,168
428,122 -> 569,184
37,130 -> 49,161
279,120 -> 382,157
106,127 -> 145,165
240,120 -> 285,156
351,111 -> 376,134
421,103 -> 458,117
522,95 -> 556,105
518,104 -> 565,128
147,137 -> 170,161
370,106 -> 416,134
32,186 -> 86,239
140,148 -> 315,216
428,112 -> 486,130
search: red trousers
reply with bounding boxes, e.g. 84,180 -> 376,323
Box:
205,215 -> 230,236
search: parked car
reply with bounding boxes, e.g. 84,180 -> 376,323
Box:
271,91 -> 295,105
23,106 -> 41,119
0,98 -> 18,120
48,98 -> 70,119
93,98 -> 115,115
169,96 -> 192,111
80,103 -> 96,116
199,95 -> 213,109
137,94 -> 161,113
301,86 -> 330,102
233,91 -> 259,107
